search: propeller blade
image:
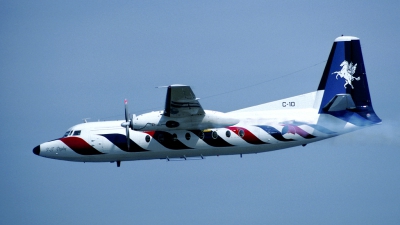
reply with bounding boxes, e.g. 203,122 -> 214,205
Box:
125,126 -> 130,150
124,99 -> 129,122
122,99 -> 131,150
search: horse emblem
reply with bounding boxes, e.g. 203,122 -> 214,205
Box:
332,60 -> 360,89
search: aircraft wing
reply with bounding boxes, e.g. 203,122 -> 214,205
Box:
163,84 -> 205,118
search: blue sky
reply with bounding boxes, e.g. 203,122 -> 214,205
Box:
1,1 -> 400,224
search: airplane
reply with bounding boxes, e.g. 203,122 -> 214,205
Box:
33,36 -> 381,167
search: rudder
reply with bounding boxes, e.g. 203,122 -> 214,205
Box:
317,36 -> 381,125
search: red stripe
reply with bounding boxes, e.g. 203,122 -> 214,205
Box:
60,137 -> 104,155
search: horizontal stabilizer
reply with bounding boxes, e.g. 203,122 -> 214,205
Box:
322,94 -> 355,112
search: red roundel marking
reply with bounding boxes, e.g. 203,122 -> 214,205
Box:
228,127 -> 266,145
60,137 -> 104,155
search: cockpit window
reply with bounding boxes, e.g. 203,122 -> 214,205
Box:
73,130 -> 81,136
63,130 -> 71,137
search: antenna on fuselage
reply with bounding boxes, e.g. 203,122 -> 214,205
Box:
83,118 -> 91,123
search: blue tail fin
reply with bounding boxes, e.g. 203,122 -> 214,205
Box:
317,36 -> 381,125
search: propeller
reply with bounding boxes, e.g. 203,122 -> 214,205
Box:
121,99 -> 136,150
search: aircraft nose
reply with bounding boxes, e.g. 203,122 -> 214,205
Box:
33,145 -> 40,155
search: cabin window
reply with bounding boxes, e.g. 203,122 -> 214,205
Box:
226,130 -> 231,138
185,133 -> 191,140
73,130 -> 81,136
145,135 -> 151,143
238,129 -> 245,137
212,131 -> 218,139
199,131 -> 204,139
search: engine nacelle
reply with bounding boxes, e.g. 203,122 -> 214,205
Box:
132,110 -> 239,131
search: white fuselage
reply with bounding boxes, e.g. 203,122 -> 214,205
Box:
34,91 -> 361,163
